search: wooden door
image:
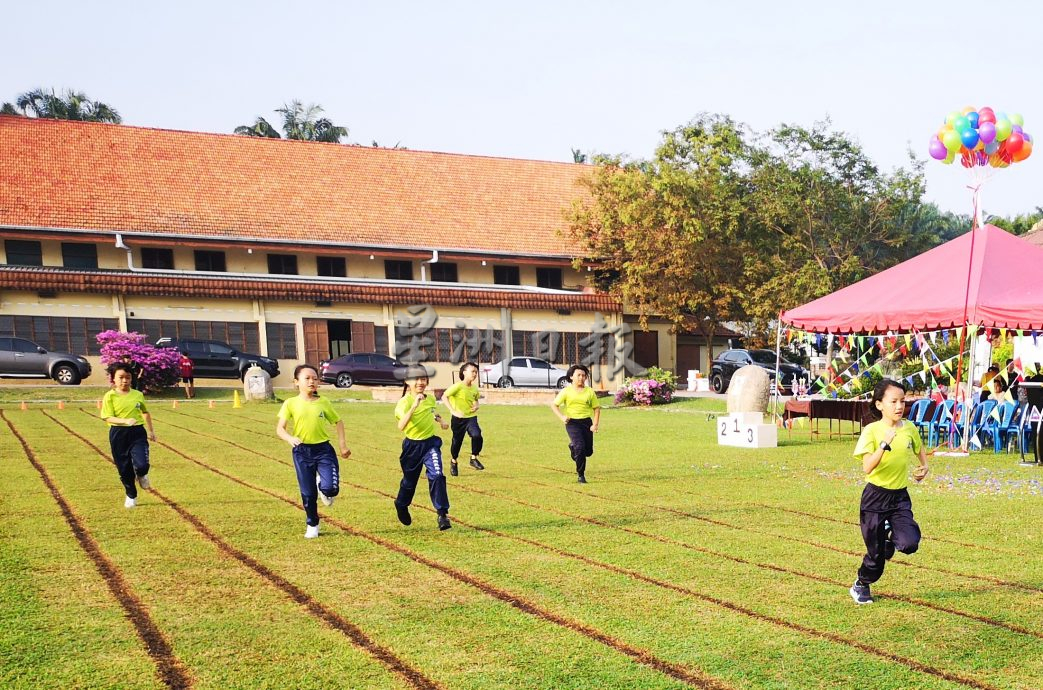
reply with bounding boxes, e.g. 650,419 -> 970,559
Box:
633,330 -> 659,369
350,320 -> 376,352
676,343 -> 701,377
303,319 -> 329,365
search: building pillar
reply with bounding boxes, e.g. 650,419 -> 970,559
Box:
254,300 -> 269,356
501,307 -> 512,361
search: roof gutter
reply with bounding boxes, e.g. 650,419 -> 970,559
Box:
4,224 -> 579,263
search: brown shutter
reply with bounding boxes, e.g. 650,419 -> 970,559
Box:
350,320 -> 376,352
302,319 -> 329,365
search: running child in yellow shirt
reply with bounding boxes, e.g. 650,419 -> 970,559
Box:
100,362 -> 156,509
849,379 -> 929,605
551,364 -> 601,484
439,361 -> 485,476
394,368 -> 452,530
276,364 -> 351,539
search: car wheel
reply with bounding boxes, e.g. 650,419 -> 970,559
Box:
55,364 -> 81,386
556,377 -> 568,389
336,372 -> 354,388
711,373 -> 727,394
497,376 -> 514,389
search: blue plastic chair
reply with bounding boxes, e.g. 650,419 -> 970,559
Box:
927,399 -> 957,447
908,399 -> 933,440
1006,404 -> 1035,455
985,401 -> 1018,452
954,400 -> 995,449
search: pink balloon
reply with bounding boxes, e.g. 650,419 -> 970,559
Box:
928,137 -> 948,160
978,121 -> 997,144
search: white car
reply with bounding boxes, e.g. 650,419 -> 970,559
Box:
482,357 -> 570,389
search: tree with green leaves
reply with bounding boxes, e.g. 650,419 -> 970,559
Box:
2,88 -> 121,123
235,101 -> 348,143
567,114 -> 755,365
740,122 -> 936,337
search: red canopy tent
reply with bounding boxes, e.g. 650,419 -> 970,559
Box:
778,223 -> 1043,451
781,224 -> 1043,333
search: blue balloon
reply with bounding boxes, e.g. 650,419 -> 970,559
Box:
967,112 -> 980,129
985,140 -> 1000,154
960,127 -> 979,149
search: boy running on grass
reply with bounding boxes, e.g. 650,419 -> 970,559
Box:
100,362 -> 156,509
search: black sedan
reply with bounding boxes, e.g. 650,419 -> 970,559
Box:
320,352 -> 403,388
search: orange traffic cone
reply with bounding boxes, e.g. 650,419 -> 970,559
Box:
233,390 -> 242,409
172,400 -> 179,409
57,400 -> 65,410
20,401 -> 27,410
208,400 -> 215,409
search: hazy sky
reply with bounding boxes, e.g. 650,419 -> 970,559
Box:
4,1 -> 1041,217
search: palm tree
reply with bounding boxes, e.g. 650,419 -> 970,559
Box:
235,101 -> 349,143
2,88 -> 121,123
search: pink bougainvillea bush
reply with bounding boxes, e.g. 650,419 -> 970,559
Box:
614,366 -> 677,406
96,330 -> 181,394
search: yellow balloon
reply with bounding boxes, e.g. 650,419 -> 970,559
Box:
962,105 -> 976,114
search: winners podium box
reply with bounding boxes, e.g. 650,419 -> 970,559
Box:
716,412 -> 777,449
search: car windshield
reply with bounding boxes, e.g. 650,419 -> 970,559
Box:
750,350 -> 794,365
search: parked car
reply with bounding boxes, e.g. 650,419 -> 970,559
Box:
709,348 -> 807,394
0,337 -> 92,385
482,357 -> 570,389
320,352 -> 403,388
155,337 -> 280,380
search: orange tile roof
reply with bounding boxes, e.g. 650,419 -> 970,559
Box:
0,116 -> 592,258
0,266 -> 619,312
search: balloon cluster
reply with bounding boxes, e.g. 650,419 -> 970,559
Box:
929,107 -> 1032,168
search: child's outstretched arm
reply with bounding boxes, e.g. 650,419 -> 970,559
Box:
591,406 -> 601,433
550,400 -> 568,423
276,417 -> 301,447
334,420 -> 351,459
142,412 -> 156,441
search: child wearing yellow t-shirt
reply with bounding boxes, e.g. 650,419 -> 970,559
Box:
849,379 -> 929,605
276,364 -> 351,539
551,364 -> 601,484
100,362 -> 157,509
394,369 -> 451,530
439,362 -> 485,476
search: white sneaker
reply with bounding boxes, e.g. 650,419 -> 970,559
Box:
304,524 -> 319,539
124,496 -> 136,509
137,474 -> 151,490
317,476 -> 333,506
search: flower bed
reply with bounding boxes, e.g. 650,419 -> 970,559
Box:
614,366 -> 677,406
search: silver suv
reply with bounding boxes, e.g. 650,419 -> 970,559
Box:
0,337 -> 92,385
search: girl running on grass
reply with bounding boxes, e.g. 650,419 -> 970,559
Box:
394,367 -> 452,530
849,378 -> 929,605
439,361 -> 485,476
100,362 -> 156,509
276,364 -> 351,539
550,364 -> 601,484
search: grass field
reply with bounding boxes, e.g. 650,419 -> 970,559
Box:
2,395 -> 1043,689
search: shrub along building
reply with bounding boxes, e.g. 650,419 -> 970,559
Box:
0,116 -> 730,387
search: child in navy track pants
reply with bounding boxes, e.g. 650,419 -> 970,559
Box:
849,379 -> 929,605
551,364 -> 602,483
100,362 -> 156,509
276,364 -> 351,539
394,368 -> 452,530
440,361 -> 485,476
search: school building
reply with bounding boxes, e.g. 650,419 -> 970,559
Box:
0,116 -> 732,387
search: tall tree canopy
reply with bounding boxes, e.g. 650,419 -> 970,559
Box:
568,115 -> 943,345
1,88 -> 121,123
567,115 -> 754,354
235,101 -> 348,143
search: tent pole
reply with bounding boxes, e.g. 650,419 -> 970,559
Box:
959,327 -> 977,451
772,314 -> 783,423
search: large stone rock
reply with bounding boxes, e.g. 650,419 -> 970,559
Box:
726,365 -> 770,414
243,364 -> 274,401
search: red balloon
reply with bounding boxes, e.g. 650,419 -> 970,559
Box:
1007,132 -> 1025,154
978,110 -> 997,126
